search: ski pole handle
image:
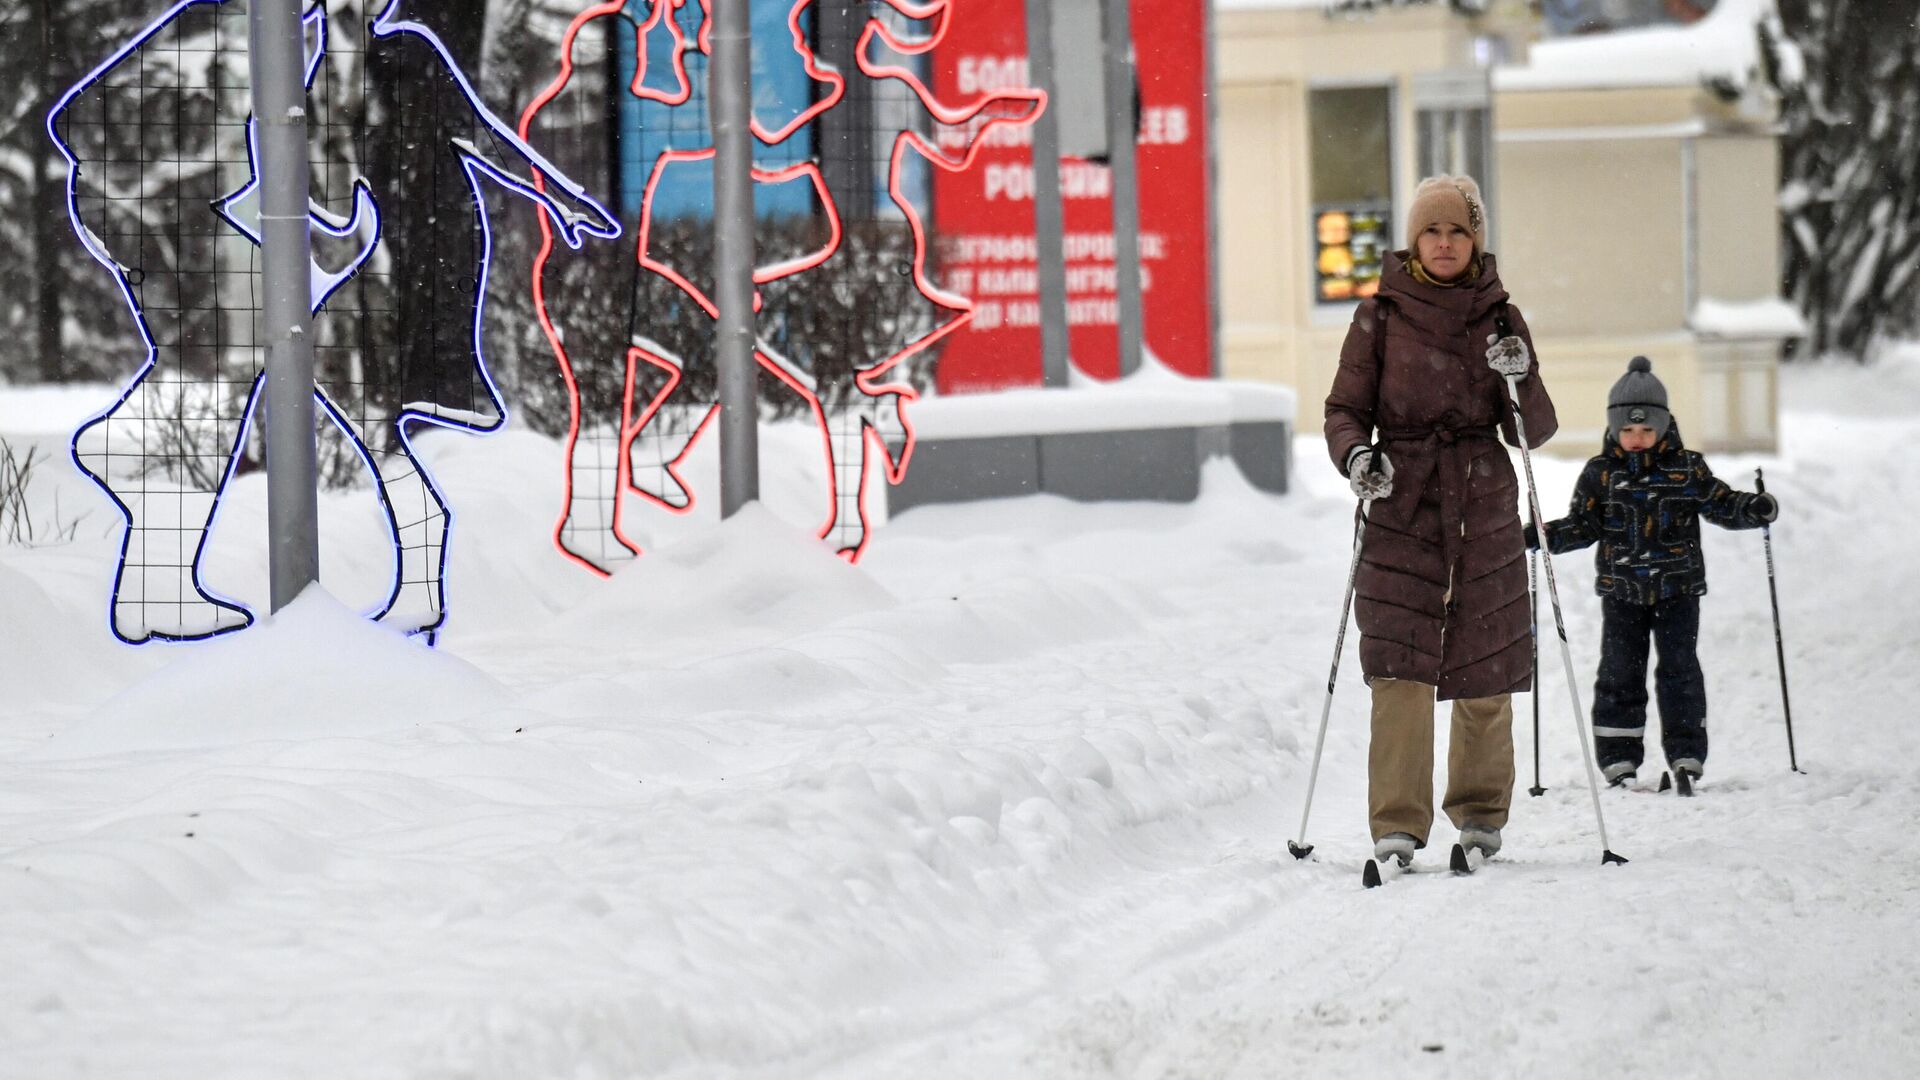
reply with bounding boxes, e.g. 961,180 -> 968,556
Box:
1755,467 -> 1767,497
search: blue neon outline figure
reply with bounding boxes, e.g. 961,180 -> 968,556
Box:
304,0 -> 618,640
214,11 -> 382,316
51,0 -> 618,644
52,0 -> 275,644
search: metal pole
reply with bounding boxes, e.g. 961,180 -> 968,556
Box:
1199,0 -> 1221,379
1527,547 -> 1546,796
1100,0 -> 1144,377
1755,468 -> 1802,772
1288,500 -> 1370,860
710,0 -> 759,516
1023,0 -> 1071,388
249,0 -> 319,611
1505,374 -> 1626,866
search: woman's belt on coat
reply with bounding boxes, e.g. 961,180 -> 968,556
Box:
1376,422 -> 1498,445
1371,422 -> 1500,603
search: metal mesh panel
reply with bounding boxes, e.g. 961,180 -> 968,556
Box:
518,0 -> 1036,571
55,0 -> 260,641
53,0 -> 616,641
52,0 -> 1036,638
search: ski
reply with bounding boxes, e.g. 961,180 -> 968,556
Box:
1370,846 -> 1617,879
1607,774 -> 1663,794
1450,843 -> 1475,875
1363,852 -> 1487,886
1658,770 -> 1697,796
1361,856 -> 1424,887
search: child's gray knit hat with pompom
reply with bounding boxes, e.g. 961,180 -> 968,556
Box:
1608,356 -> 1670,440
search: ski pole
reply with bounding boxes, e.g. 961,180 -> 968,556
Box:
1290,448 -> 1383,859
1755,468 -> 1801,773
1528,546 -> 1546,797
1503,374 -> 1626,866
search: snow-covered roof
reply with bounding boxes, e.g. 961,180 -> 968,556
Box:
1494,0 -> 1775,93
1691,297 -> 1807,339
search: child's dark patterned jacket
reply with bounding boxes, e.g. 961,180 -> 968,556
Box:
1538,422 -> 1770,605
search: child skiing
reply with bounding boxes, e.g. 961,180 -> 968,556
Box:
1526,356 -> 1778,789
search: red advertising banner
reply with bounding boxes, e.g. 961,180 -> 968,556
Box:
930,0 -> 1214,390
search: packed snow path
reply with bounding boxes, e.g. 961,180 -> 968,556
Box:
2,359 -> 1916,1078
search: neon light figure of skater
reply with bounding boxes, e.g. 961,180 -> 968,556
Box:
521,0 -> 1040,571
52,0 -> 617,642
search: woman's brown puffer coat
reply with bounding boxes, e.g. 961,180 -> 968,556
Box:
1324,252 -> 1557,701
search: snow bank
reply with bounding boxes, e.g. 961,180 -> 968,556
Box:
556,503 -> 895,643
408,427 -> 606,636
1771,340 -> 1920,417
1495,0 -> 1775,92
0,558 -> 120,719
0,382 -> 118,435
5,358 -> 1919,1078
37,587 -> 510,758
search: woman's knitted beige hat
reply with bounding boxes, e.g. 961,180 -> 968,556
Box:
1405,175 -> 1487,255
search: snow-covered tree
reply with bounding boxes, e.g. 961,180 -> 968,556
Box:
0,0 -> 155,385
1766,0 -> 1920,359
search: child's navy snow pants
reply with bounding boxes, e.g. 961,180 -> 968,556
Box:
1592,595 -> 1708,772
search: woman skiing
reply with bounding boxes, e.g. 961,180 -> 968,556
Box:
1323,175 -> 1558,868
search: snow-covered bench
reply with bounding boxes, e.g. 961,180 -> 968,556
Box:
888,363 -> 1295,512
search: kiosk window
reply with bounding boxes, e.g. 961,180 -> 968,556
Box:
1309,86 -> 1393,303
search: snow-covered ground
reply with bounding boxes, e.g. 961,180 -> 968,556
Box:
2,354 -> 1917,1078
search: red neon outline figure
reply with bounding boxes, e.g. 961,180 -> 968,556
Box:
522,0 -> 1039,570
520,0 -> 844,575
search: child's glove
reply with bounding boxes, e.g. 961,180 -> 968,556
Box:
1485,334 -> 1530,379
1750,492 -> 1779,524
1346,446 -> 1394,501
1523,522 -> 1540,551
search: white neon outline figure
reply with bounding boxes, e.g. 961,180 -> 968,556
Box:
51,0 -> 618,643
340,0 -> 618,639
523,0 -> 1040,569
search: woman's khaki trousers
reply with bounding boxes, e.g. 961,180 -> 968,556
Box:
1368,677 -> 1514,845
